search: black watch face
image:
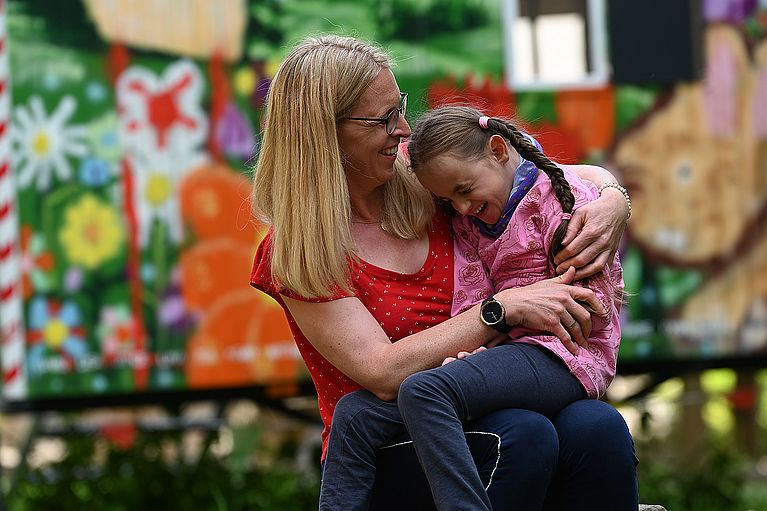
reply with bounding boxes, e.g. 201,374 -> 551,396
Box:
482,300 -> 504,325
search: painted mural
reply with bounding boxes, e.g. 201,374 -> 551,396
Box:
0,0 -> 765,403
0,0 -> 295,401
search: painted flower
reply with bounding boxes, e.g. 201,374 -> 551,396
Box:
12,95 -> 88,191
26,297 -> 88,375
86,81 -> 108,103
64,267 -> 85,293
704,0 -> 757,23
158,268 -> 196,331
18,226 -> 55,300
85,112 -> 122,163
78,157 -> 113,187
96,304 -> 141,366
215,102 -> 256,160
59,194 -> 125,269
234,67 -> 256,96
117,60 -> 208,151
248,60 -> 272,108
130,144 -> 206,247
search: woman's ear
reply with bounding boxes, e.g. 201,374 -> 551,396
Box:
488,134 -> 510,164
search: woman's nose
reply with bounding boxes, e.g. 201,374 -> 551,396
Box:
392,112 -> 411,138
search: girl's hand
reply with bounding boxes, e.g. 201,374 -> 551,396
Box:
498,267 -> 606,356
441,346 -> 487,366
553,189 -> 627,280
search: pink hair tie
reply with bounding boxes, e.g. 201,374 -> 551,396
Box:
561,213 -> 572,221
478,116 -> 490,129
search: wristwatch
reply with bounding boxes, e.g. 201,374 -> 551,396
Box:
480,296 -> 512,334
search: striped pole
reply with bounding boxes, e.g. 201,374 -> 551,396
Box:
0,0 -> 27,400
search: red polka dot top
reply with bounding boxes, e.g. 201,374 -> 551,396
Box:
250,208 -> 454,460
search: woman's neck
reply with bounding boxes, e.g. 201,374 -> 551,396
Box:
348,183 -> 385,223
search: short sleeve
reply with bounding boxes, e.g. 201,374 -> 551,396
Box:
249,230 -> 355,303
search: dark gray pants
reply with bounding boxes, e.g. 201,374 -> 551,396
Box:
321,344 -> 637,510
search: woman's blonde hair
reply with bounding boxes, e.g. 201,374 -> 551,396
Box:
252,35 -> 433,298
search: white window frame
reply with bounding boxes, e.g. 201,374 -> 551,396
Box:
501,0 -> 609,91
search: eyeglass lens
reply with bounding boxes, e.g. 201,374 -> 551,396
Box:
386,94 -> 408,134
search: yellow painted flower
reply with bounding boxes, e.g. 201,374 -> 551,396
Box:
59,195 -> 125,269
144,172 -> 172,207
234,67 -> 256,96
44,318 -> 69,349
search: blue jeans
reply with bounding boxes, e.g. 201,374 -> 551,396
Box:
320,344 -> 638,509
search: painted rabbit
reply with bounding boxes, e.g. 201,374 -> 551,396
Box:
611,25 -> 767,352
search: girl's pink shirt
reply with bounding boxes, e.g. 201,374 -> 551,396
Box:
451,169 -> 624,398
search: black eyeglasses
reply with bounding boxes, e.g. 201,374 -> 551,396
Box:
340,93 -> 407,135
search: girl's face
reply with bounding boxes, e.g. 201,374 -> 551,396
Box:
416,139 -> 516,225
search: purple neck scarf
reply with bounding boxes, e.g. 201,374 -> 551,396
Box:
473,136 -> 542,239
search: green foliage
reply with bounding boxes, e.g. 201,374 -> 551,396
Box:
8,430 -> 320,511
379,0 -> 490,41
636,437 -> 764,511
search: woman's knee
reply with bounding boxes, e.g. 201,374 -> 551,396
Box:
331,390 -> 381,430
475,408 -> 559,467
555,400 -> 636,466
473,409 -> 558,505
558,401 -> 631,444
330,389 -> 405,447
505,409 -> 558,463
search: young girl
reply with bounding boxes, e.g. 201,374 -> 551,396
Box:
319,106 -> 627,510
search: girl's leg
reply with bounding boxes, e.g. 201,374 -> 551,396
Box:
397,343 -> 585,511
543,399 -> 639,511
370,407 -> 560,511
320,390 -> 405,511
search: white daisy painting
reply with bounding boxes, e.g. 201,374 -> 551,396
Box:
12,95 -> 89,191
128,137 -> 207,248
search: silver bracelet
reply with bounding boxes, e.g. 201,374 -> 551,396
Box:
598,182 -> 632,220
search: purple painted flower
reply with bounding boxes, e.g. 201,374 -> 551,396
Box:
704,0 -> 757,22
64,267 -> 84,292
158,291 -> 197,332
215,102 -> 257,160
250,60 -> 271,108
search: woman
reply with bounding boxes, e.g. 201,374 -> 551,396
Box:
250,35 -> 636,509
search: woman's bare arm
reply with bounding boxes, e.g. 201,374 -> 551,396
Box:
282,268 -> 602,401
555,164 -> 629,279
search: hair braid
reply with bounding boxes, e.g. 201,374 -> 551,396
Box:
485,117 -> 574,268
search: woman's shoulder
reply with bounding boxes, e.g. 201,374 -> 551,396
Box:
250,229 -> 357,303
250,229 -> 277,296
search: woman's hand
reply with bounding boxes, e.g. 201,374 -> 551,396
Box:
498,267 -> 607,356
553,189 -> 627,280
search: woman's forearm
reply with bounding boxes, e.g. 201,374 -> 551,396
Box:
283,295 -> 499,401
